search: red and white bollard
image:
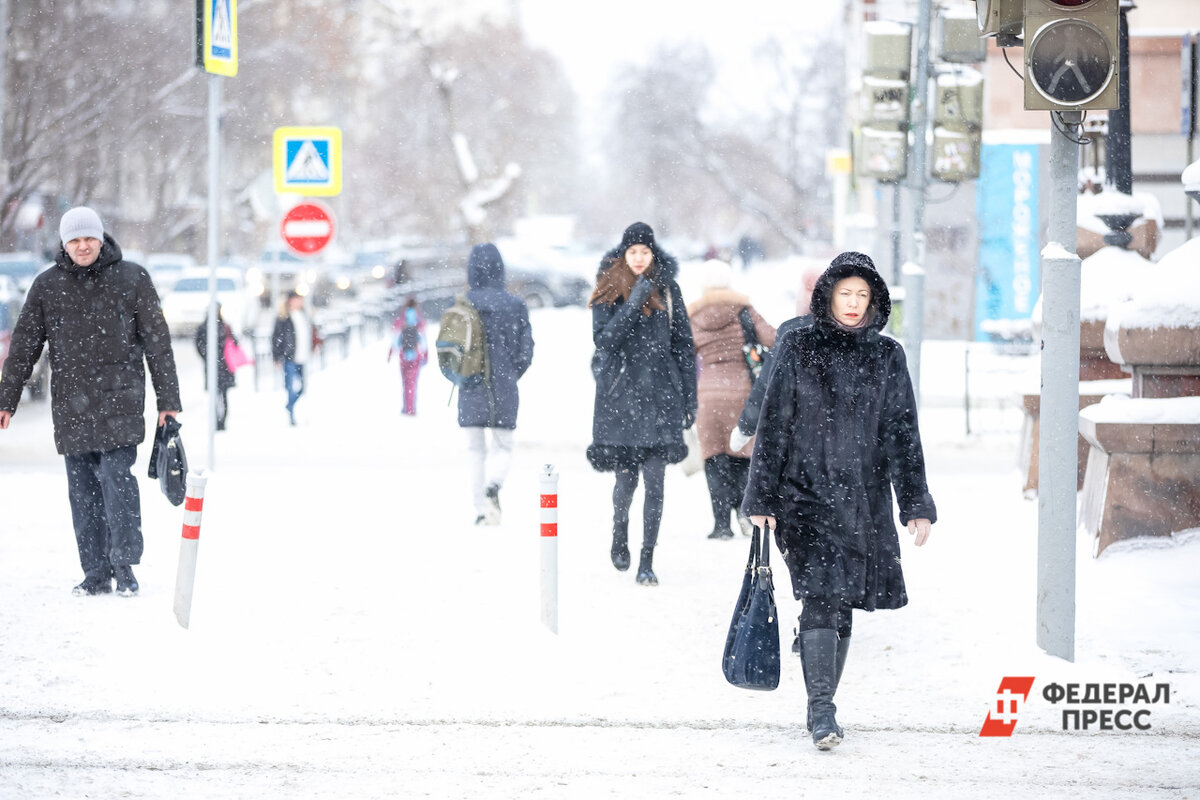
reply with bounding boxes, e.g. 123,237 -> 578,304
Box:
173,470 -> 208,629
540,464 -> 559,634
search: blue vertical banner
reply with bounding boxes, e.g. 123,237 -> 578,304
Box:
974,143 -> 1041,341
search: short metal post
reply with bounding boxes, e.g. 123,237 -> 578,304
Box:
539,465 -> 559,634
174,471 -> 209,629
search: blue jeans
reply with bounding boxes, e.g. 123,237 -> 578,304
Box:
283,360 -> 306,417
64,445 -> 142,575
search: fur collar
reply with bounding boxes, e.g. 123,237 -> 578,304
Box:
686,288 -> 751,315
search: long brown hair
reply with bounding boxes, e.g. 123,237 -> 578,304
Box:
587,256 -> 666,316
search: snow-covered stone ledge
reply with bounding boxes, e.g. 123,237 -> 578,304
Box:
1079,396 -> 1200,555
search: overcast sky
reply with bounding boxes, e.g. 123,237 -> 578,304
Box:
518,0 -> 843,119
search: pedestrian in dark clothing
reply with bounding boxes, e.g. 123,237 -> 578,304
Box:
458,243 -> 534,525
687,259 -> 776,539
587,222 -> 697,586
271,291 -> 319,426
0,207 -> 181,597
194,306 -> 238,431
731,263 -> 821,450
741,251 -> 936,751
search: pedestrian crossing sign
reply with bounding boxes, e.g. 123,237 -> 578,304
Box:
273,127 -> 343,196
199,0 -> 237,76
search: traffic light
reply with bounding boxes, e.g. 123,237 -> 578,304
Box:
1023,0 -> 1119,111
975,0 -> 1023,47
856,22 -> 912,182
931,69 -> 985,181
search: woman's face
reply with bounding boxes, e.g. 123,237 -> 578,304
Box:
831,276 -> 871,327
624,244 -> 654,275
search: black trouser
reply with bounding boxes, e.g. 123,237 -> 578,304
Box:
64,445 -> 143,576
216,386 -> 229,430
703,453 -> 750,530
613,456 -> 666,550
799,596 -> 854,639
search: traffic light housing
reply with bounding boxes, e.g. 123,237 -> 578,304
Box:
1023,0 -> 1119,111
856,22 -> 913,182
975,0 -> 1023,47
931,70 -> 985,181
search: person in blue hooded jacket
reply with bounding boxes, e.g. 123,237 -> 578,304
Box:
458,243 -> 534,525
587,222 -> 697,586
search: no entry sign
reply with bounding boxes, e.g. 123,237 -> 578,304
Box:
281,202 -> 335,256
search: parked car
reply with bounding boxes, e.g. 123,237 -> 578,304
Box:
160,267 -> 256,338
0,251 -> 48,294
145,252 -> 197,295
0,272 -> 50,400
494,239 -> 593,308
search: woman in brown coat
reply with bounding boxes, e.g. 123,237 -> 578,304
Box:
686,259 -> 776,539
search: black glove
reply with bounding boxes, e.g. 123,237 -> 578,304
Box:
647,267 -> 669,290
629,276 -> 654,303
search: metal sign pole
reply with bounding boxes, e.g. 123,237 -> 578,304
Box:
206,73 -> 221,470
1036,110 -> 1082,663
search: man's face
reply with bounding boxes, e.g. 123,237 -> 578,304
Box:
64,237 -> 102,268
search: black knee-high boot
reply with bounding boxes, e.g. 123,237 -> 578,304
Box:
611,519 -> 630,571
636,545 -> 657,585
703,456 -> 734,538
799,629 -> 844,750
806,635 -> 850,732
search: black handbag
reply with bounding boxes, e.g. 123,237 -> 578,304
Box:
738,308 -> 768,384
147,416 -> 188,507
722,523 -> 781,691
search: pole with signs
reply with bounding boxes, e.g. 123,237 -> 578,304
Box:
196,0 -> 237,470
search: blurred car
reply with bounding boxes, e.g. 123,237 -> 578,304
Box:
0,251 -> 48,294
494,239 -> 593,309
145,252 -> 197,295
0,272 -> 50,400
160,267 -> 255,338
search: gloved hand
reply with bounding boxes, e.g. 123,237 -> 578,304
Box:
629,276 -> 654,304
683,409 -> 696,429
729,427 -> 752,452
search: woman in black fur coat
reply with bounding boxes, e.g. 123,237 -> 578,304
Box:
587,222 -> 697,586
741,251 -> 936,750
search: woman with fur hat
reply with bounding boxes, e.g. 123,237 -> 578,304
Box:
686,259 -> 776,539
587,222 -> 697,586
741,251 -> 936,751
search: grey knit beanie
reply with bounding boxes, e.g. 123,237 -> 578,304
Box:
59,207 -> 104,245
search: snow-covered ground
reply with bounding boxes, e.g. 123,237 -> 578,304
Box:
1,260 -> 1197,798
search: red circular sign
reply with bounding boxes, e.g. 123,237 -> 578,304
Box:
281,202 -> 335,256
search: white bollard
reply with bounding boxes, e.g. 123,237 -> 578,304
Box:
173,470 -> 208,629
539,464 -> 559,634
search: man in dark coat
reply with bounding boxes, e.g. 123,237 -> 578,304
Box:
741,251 -> 935,750
0,207 -> 181,597
458,243 -> 534,525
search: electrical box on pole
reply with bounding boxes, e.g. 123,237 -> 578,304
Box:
1023,0 -> 1119,111
857,21 -> 913,183
976,0 -> 1024,46
931,69 -> 985,181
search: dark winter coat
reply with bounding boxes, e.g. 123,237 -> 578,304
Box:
194,313 -> 237,391
457,243 -> 534,429
271,309 -> 321,364
0,235 -> 181,455
687,289 -> 776,460
587,249 -> 697,470
736,312 -> 812,436
740,252 -> 936,611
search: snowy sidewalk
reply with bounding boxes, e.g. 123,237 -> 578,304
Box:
1,307 -> 1197,799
